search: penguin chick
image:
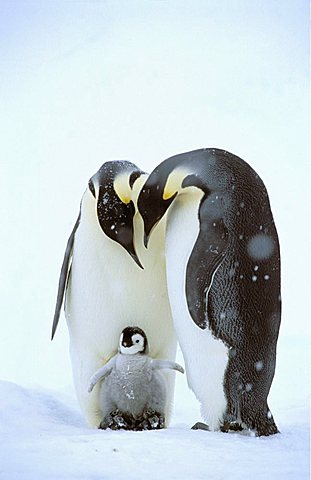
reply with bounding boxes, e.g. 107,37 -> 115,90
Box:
88,327 -> 184,430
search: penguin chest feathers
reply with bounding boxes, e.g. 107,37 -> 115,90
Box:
111,354 -> 152,392
105,354 -> 161,415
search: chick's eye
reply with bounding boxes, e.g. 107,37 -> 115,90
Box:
136,339 -> 139,343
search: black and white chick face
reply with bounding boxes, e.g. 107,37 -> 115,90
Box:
119,327 -> 148,355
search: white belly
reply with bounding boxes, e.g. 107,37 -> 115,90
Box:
65,191 -> 176,427
165,193 -> 228,430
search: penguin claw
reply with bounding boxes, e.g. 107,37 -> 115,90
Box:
114,415 -> 128,428
149,415 -> 160,428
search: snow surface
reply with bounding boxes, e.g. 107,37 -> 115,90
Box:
1,337 -> 309,480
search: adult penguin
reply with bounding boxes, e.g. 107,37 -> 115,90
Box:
52,161 -> 177,428
138,148 -> 281,436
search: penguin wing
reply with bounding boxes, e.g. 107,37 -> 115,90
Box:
51,213 -> 80,340
186,206 -> 229,329
151,359 -> 184,374
88,356 -> 117,392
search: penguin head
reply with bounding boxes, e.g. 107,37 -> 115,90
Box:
137,152 -> 206,246
88,161 -> 146,268
119,326 -> 148,355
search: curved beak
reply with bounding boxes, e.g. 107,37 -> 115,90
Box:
141,192 -> 178,249
129,248 -> 144,270
144,232 -> 149,249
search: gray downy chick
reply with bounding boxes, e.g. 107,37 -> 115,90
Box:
88,326 -> 184,430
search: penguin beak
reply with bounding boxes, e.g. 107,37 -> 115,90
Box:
138,167 -> 178,249
141,192 -> 178,248
143,224 -> 154,248
143,221 -> 158,248
144,232 -> 149,249
129,250 -> 144,270
126,241 -> 144,269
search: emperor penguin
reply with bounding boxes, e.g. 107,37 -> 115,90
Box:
137,148 -> 281,436
52,161 -> 177,428
88,326 -> 184,430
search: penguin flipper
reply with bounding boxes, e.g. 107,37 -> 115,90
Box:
186,214 -> 229,329
151,359 -> 184,374
88,356 -> 116,392
51,213 -> 80,340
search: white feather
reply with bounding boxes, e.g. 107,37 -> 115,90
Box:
65,183 -> 177,427
164,190 -> 228,431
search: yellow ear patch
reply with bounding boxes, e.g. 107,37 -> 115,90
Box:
114,173 -> 132,204
163,188 -> 175,201
163,168 -> 190,200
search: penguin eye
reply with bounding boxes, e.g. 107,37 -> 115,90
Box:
135,339 -> 140,343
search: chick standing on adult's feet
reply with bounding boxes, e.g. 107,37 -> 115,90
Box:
88,327 -> 184,431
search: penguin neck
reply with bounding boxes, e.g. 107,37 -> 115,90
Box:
164,189 -> 205,361
165,190 -> 203,284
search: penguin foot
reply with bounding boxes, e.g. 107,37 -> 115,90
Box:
191,422 -> 210,431
113,415 -> 129,429
98,413 -> 113,430
135,409 -> 165,431
191,421 -> 244,433
220,421 -> 243,433
98,409 -> 165,431
99,410 -> 135,430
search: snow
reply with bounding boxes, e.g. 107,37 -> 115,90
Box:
0,337 -> 309,480
0,1 -> 309,479
247,234 -> 275,260
255,361 -> 264,372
